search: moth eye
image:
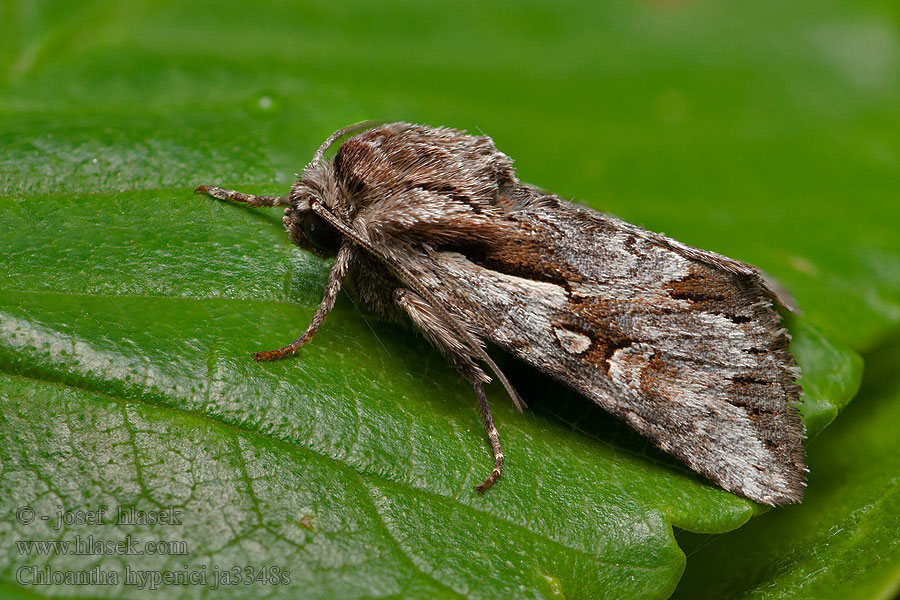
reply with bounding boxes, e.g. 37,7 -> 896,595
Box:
302,211 -> 341,251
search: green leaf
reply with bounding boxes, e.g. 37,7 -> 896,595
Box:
0,1 -> 894,598
671,336 -> 900,600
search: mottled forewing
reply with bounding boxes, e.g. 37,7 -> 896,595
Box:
414,187 -> 805,505
330,124 -> 805,505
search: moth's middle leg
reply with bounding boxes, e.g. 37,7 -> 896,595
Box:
393,288 -> 505,493
254,243 -> 354,361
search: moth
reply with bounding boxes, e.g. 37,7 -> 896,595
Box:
196,121 -> 806,505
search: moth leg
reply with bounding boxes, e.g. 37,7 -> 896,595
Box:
393,288 -> 504,493
195,184 -> 286,207
311,200 -> 525,413
474,381 -> 503,494
254,243 -> 354,361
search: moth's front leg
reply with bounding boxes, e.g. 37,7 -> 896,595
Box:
393,288 -> 504,494
194,184 -> 286,207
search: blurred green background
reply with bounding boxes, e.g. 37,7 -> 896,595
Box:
1,1 -> 899,599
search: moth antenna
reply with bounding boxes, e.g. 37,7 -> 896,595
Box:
310,201 -> 526,413
195,185 -> 287,207
313,120 -> 385,165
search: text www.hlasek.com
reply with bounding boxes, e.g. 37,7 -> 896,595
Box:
17,535 -> 187,556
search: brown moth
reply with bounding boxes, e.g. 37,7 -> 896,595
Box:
196,121 -> 806,505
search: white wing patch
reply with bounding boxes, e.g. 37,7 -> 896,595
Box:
554,328 -> 591,354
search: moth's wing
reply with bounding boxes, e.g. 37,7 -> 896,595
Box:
413,189 -> 805,506
333,126 -> 804,504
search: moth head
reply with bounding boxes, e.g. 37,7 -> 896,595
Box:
283,174 -> 343,256
282,195 -> 341,258
282,121 -> 381,256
